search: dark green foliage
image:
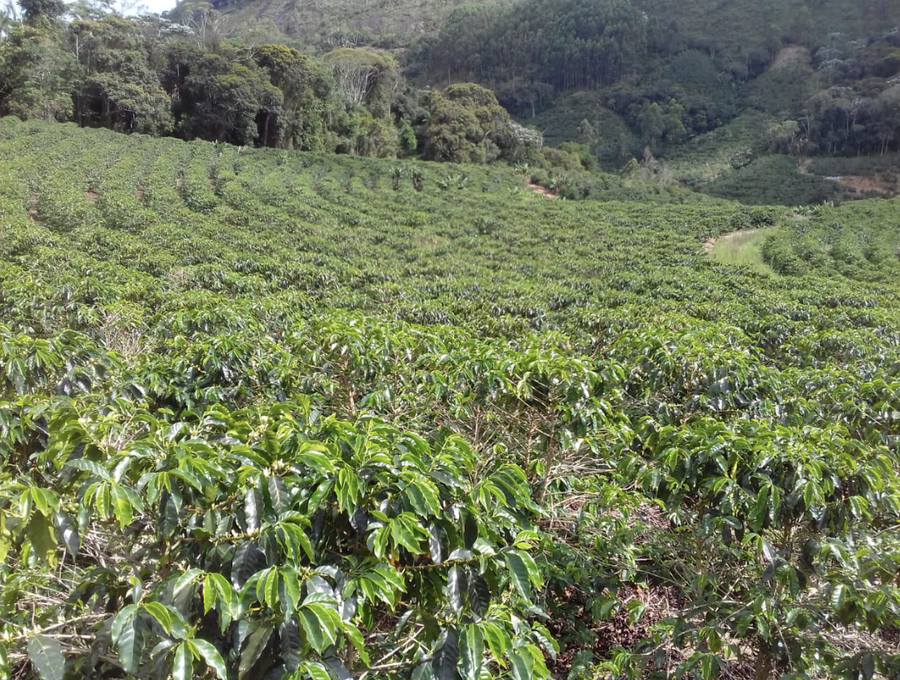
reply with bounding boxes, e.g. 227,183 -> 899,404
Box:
0,24 -> 75,122
425,0 -> 648,92
763,200 -> 900,280
0,12 -> 402,157
415,0 -> 900,175
70,17 -> 174,134
422,83 -> 514,163
177,51 -> 282,145
704,155 -> 843,206
19,0 -> 65,23
254,44 -> 341,151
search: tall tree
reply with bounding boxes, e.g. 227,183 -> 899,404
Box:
70,17 -> 173,133
0,24 -> 75,121
19,0 -> 66,24
423,83 -> 513,164
170,48 -> 282,145
321,48 -> 400,119
254,44 -> 340,150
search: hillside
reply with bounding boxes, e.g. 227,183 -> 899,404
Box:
168,0 -> 512,50
415,0 -> 900,201
197,0 -> 900,203
2,0 -> 897,207
2,117 -> 900,679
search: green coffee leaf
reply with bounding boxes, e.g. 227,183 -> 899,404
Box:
189,639 -> 228,680
172,642 -> 193,680
27,635 -> 65,680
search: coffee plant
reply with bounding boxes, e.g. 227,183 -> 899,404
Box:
0,117 -> 898,680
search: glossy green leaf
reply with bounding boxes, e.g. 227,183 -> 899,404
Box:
27,635 -> 65,680
504,551 -> 532,600
190,639 -> 228,680
238,626 -> 272,679
172,643 -> 193,680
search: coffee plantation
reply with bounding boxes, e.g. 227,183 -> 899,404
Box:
0,117 -> 898,680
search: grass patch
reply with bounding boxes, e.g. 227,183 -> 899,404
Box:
710,228 -> 780,274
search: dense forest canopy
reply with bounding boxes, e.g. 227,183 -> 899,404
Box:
0,0 -> 541,163
420,0 -> 650,91
415,0 -> 900,161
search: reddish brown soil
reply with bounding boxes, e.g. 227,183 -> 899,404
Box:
836,174 -> 900,195
528,182 -> 558,197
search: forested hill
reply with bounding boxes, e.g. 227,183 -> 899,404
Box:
413,0 -> 900,198
417,0 -> 900,142
421,0 -> 900,90
169,0 -> 513,51
201,0 -> 900,55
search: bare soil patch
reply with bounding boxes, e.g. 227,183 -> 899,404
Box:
85,189 -> 99,204
834,173 -> 900,195
527,182 -> 557,197
799,159 -> 899,196
772,46 -> 809,69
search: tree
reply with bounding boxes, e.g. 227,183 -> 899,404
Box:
397,118 -> 417,156
19,0 -> 66,23
638,101 -> 665,149
576,118 -> 600,150
175,1 -> 233,51
70,17 -> 173,134
254,44 -> 341,150
173,50 -> 282,145
0,24 -> 75,122
422,83 -> 512,164
495,78 -> 555,118
767,120 -> 803,155
321,48 -> 400,120
423,0 -> 648,93
340,107 -> 400,157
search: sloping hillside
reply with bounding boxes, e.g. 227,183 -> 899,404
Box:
174,0 -> 511,49
3,116 -> 900,680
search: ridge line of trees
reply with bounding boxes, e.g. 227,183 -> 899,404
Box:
0,0 -> 542,163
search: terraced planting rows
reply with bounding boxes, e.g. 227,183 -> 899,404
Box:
1,118 -> 899,680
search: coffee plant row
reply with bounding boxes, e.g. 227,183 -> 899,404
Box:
0,117 -> 898,680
